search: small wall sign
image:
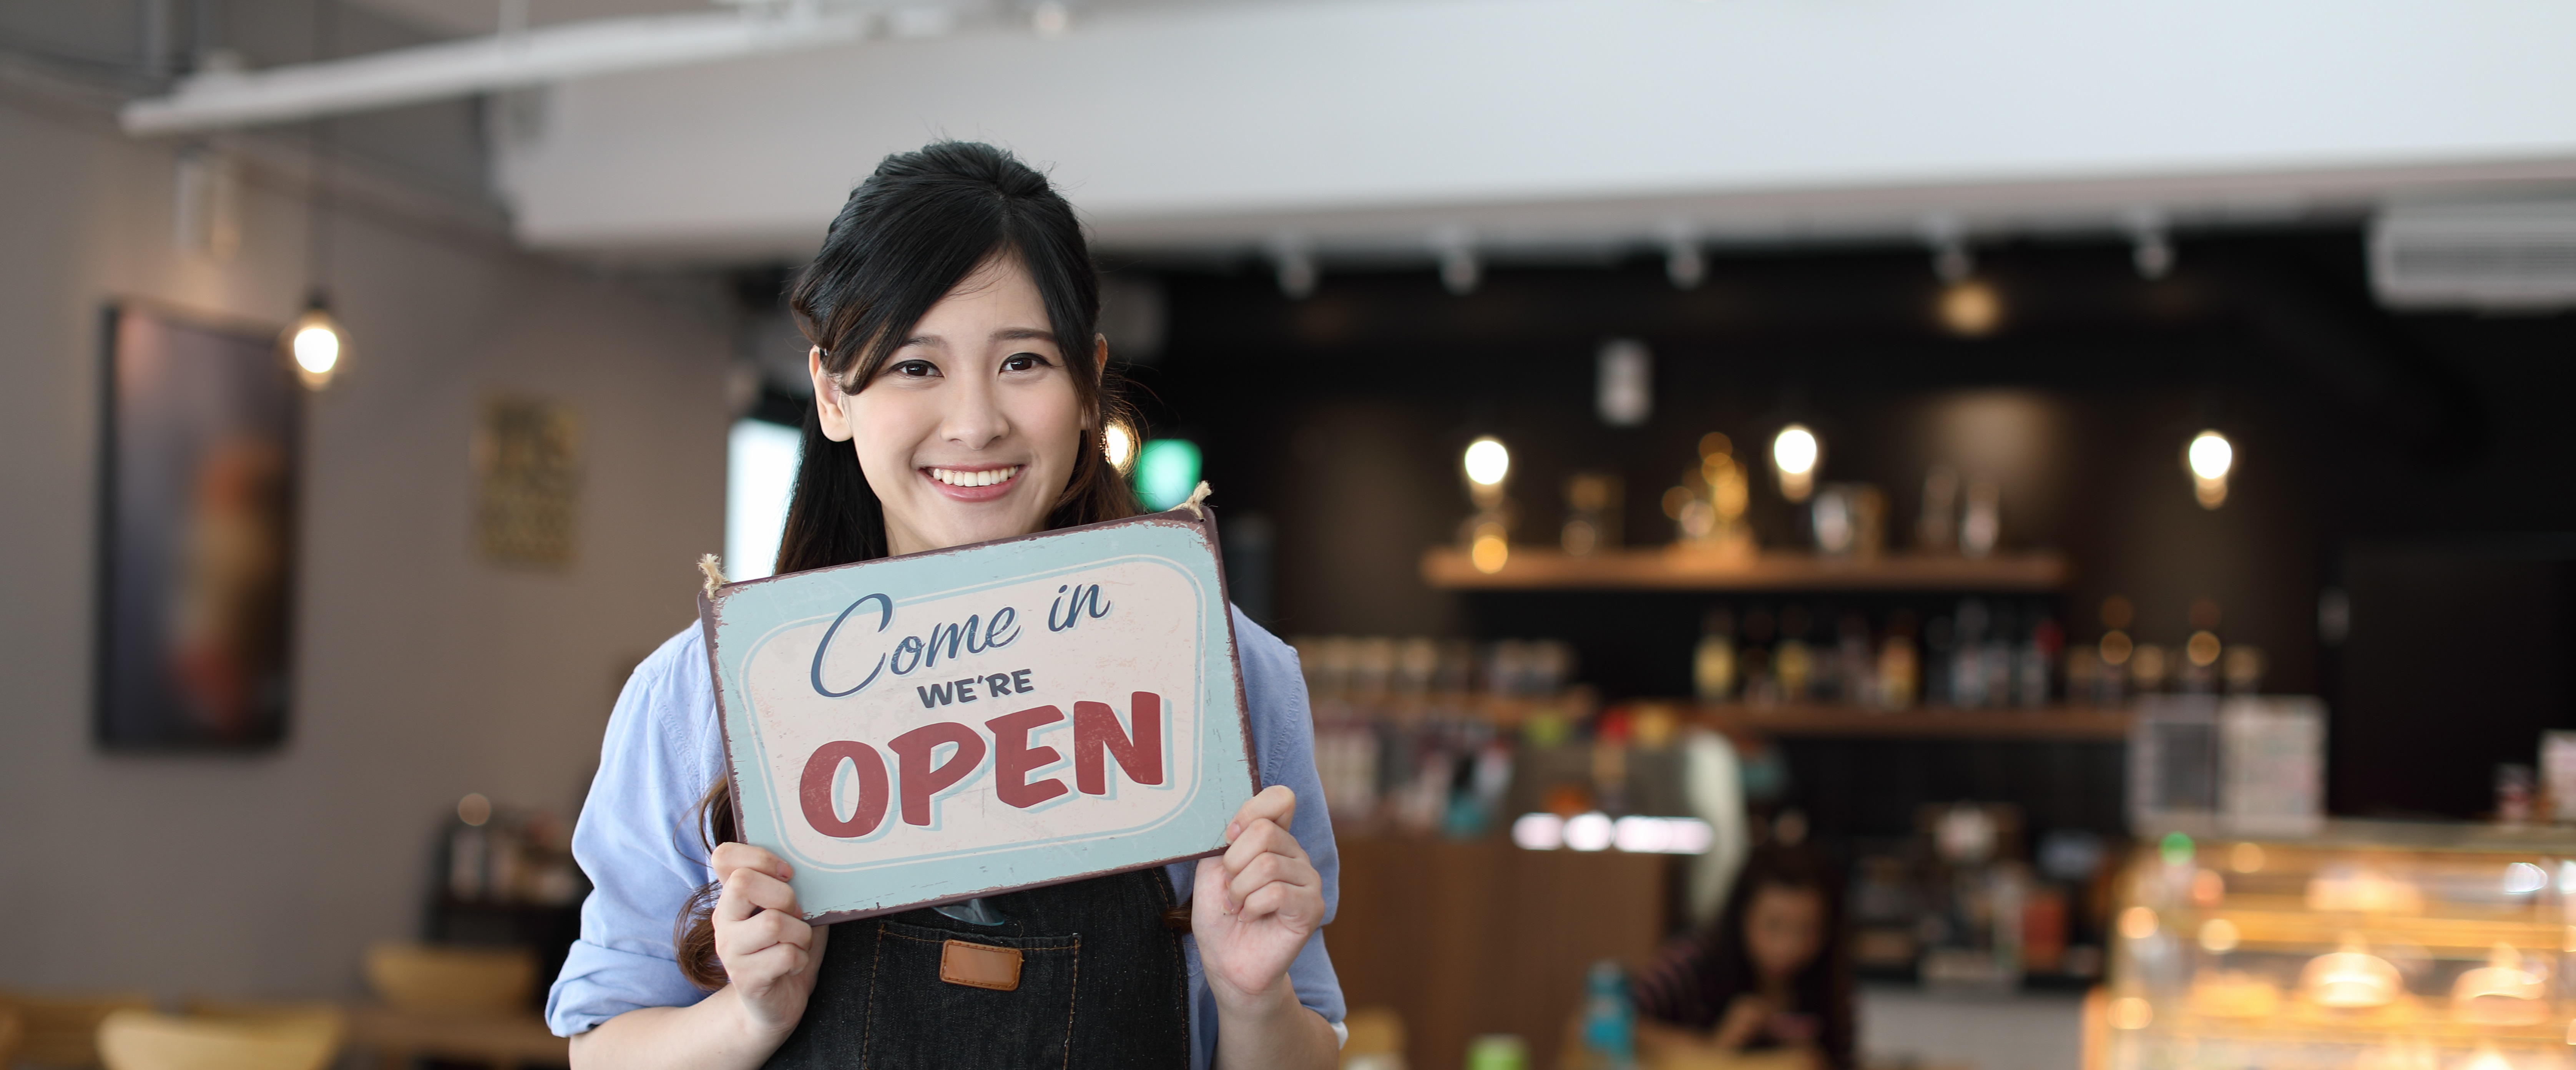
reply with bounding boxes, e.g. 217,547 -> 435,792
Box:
699,507 -> 1256,922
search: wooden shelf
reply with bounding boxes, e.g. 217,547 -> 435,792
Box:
1692,702 -> 2134,741
1421,546 -> 2068,592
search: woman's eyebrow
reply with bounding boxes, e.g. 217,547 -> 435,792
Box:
992,327 -> 1057,345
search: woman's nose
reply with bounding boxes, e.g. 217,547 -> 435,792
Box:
940,377 -> 1009,448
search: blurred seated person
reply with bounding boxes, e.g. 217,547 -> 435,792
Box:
1633,847 -> 1852,1070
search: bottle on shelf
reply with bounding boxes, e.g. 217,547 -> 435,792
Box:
1693,608 -> 1737,705
1877,611 -> 1920,710
1776,604 -> 1815,703
1579,960 -> 1638,1070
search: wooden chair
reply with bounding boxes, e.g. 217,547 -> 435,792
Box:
176,1000 -> 347,1050
352,943 -> 566,1068
361,942 -> 535,1016
1342,1006 -> 1406,1070
94,1010 -> 339,1070
0,989 -> 155,1068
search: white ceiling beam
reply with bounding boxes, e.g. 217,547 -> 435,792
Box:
120,8 -> 871,135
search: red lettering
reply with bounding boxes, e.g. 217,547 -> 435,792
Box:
985,705 -> 1070,809
799,741 -> 890,838
1074,692 -> 1164,795
889,721 -> 987,826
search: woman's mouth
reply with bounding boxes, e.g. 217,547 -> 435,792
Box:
922,464 -> 1023,501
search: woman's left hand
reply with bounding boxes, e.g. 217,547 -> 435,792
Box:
1193,785 -> 1325,1008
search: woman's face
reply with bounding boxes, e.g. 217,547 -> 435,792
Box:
811,256 -> 1091,557
1743,884 -> 1826,984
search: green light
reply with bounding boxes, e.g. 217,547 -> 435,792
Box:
2160,831 -> 2194,866
1134,439 -> 1202,511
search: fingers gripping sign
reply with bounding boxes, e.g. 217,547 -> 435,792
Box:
1191,785 -> 1325,1004
710,843 -> 829,1037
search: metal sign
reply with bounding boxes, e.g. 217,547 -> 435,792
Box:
698,508 -> 1256,923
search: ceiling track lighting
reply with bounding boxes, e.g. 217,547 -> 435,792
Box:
1432,227 -> 1480,295
2127,207 -> 2175,279
1266,232 -> 1316,299
1921,215 -> 1974,282
1659,221 -> 1705,290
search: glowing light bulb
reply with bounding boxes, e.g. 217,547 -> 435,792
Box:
1770,424 -> 1819,502
1102,423 -> 1136,472
1563,812 -> 1613,851
293,325 -> 339,374
1772,425 -> 1819,476
281,302 -> 347,389
2188,431 -> 2233,481
1463,437 -> 1510,487
1938,280 -> 2002,336
2120,906 -> 2159,941
2186,430 -> 2232,509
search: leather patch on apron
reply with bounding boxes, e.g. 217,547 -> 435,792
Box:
938,939 -> 1024,991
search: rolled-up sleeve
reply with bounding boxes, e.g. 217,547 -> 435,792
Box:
545,626 -> 724,1037
1166,608 -> 1347,1068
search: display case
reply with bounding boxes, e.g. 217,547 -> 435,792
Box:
2099,821 -> 2576,1070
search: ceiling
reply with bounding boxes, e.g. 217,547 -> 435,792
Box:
290,0 -> 2576,264
485,0 -> 2576,263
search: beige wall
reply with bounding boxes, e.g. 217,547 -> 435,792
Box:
0,92 -> 730,999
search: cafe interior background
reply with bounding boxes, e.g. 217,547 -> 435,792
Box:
5,0 -> 2576,1067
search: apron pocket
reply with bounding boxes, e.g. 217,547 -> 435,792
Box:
862,919 -> 1081,1069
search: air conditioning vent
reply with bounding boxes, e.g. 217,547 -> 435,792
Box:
2370,200 -> 2576,310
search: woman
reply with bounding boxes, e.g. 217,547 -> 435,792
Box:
545,142 -> 1345,1070
1633,848 -> 1853,1070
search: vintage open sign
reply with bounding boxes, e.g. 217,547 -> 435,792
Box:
698,508 -> 1257,923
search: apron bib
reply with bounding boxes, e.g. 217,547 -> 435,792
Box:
763,869 -> 1192,1069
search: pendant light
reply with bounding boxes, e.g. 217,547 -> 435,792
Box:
286,293 -> 344,389
280,0 -> 347,390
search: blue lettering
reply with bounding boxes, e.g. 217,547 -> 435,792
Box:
811,593 -> 894,698
925,618 -> 972,667
1049,584 -> 1111,632
891,636 -> 925,676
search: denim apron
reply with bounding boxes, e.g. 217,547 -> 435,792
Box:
763,869 -> 1193,1068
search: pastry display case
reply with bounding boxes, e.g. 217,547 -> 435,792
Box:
2099,821 -> 2576,1070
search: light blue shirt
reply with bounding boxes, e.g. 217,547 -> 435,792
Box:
545,606 -> 1345,1070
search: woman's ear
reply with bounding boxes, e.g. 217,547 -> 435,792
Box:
809,346 -> 855,443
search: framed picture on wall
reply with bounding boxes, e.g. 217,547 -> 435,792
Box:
96,302 -> 302,750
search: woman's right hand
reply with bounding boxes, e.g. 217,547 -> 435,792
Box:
1710,993 -> 1774,1051
710,842 -> 826,1042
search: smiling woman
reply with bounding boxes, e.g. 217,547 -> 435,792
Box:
547,141 -> 1345,1070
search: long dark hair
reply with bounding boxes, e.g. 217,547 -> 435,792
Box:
1697,848 -> 1854,1068
675,141 -> 1143,988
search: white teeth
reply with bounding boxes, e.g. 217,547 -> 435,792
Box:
929,466 -> 1019,488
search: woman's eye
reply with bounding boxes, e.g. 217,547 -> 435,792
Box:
888,359 -> 940,378
1002,353 -> 1055,373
